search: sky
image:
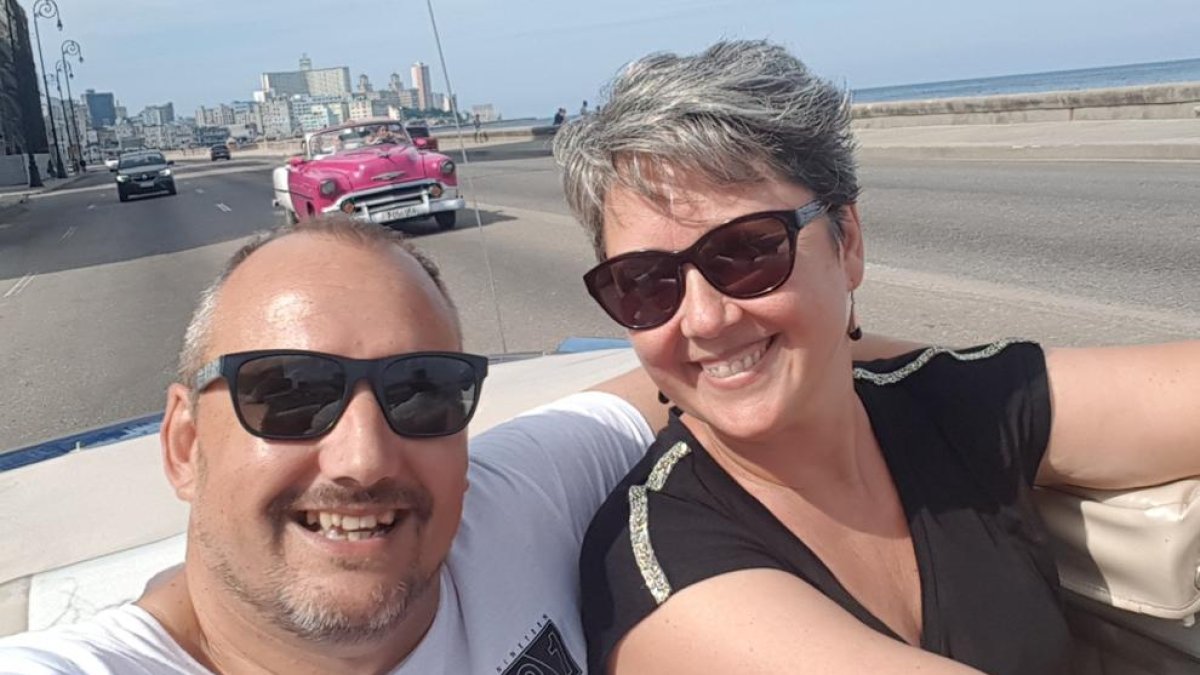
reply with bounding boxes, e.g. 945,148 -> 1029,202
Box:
28,0 -> 1200,120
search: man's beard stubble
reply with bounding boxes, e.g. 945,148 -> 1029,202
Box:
191,447 -> 438,645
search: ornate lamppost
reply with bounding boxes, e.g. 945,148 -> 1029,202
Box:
60,39 -> 83,171
31,0 -> 66,178
53,62 -> 76,172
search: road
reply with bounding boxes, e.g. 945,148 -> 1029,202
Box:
1,144 -> 1197,451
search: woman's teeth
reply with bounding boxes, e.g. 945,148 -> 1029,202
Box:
703,341 -> 768,379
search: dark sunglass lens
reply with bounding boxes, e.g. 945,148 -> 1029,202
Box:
697,216 -> 792,297
590,255 -> 683,329
382,356 -> 480,436
235,355 -> 346,437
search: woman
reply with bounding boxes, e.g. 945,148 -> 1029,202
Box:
552,41 -> 1199,675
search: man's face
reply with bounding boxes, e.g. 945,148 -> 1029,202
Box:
174,235 -> 467,644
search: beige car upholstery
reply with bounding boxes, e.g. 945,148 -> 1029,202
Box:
1035,480 -> 1200,621
1035,480 -> 1200,672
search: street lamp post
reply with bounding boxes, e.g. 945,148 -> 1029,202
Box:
53,63 -> 75,173
31,0 -> 66,178
60,40 -> 83,171
54,59 -> 81,171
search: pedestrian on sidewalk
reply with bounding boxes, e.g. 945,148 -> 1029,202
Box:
473,113 -> 488,142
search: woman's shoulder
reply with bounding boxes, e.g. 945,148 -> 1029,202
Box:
852,339 -> 1043,389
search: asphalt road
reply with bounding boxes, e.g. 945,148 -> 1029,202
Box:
1,146 -> 1197,451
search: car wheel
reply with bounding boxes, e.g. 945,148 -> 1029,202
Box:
118,189 -> 128,203
283,209 -> 299,225
167,185 -> 177,196
434,211 -> 456,231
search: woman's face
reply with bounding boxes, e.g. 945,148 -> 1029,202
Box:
601,174 -> 864,442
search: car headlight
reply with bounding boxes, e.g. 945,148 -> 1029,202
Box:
439,160 -> 455,176
319,179 -> 339,197
429,183 -> 444,198
116,174 -> 129,182
159,169 -> 172,176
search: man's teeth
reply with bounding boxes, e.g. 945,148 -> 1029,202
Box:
304,509 -> 398,540
704,342 -> 768,379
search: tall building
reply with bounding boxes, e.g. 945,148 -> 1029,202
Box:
299,53 -> 312,71
141,103 -> 175,127
262,59 -> 352,99
357,74 -> 372,93
259,98 -> 294,139
410,62 -> 431,110
83,89 -> 117,128
0,0 -> 49,156
388,72 -> 403,94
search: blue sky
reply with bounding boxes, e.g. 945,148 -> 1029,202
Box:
32,0 -> 1200,119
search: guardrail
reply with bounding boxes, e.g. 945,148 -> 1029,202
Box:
852,82 -> 1200,128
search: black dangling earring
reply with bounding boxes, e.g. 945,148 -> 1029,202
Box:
848,292 -> 863,341
657,391 -> 683,418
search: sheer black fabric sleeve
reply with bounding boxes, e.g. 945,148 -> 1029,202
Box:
856,340 -> 1053,491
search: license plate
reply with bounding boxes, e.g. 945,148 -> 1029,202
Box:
371,204 -> 423,223
138,181 -> 155,189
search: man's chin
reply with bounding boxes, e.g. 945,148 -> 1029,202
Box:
268,573 -> 433,645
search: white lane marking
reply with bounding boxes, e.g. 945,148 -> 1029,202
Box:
87,204 -> 95,210
215,203 -> 232,212
3,273 -> 34,298
195,188 -> 205,194
0,223 -> 12,230
59,226 -> 77,241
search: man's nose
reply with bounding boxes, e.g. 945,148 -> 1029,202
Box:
317,380 -> 406,488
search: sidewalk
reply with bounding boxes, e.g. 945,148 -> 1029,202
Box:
0,170 -> 93,205
855,118 -> 1200,161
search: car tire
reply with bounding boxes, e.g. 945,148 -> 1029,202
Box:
167,186 -> 177,196
434,211 -> 456,231
283,209 -> 299,225
118,189 -> 128,203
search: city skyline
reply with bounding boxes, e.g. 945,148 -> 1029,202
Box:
36,0 -> 1200,120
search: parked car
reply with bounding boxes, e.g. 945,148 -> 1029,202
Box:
405,122 -> 439,151
210,145 -> 231,161
272,118 -> 464,230
114,151 -> 176,202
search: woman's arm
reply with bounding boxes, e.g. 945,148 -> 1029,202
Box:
610,569 -> 983,675
1039,341 -> 1200,489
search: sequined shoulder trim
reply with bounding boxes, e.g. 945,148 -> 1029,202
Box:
853,339 -> 1021,386
628,440 -> 692,605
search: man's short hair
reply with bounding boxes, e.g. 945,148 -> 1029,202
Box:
177,215 -> 457,391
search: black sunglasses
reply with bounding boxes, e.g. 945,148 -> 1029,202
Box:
583,200 -> 829,330
194,350 -> 489,440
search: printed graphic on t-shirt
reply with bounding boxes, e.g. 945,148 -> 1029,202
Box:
498,616 -> 581,675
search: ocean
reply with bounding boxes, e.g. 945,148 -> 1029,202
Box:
851,57 -> 1200,103
479,57 -> 1200,127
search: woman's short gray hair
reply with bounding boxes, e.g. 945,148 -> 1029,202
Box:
553,40 -> 859,258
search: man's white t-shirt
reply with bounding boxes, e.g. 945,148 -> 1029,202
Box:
0,392 -> 653,675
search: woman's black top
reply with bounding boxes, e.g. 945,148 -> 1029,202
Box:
580,341 -> 1072,675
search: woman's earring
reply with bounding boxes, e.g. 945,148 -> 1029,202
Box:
847,292 -> 863,341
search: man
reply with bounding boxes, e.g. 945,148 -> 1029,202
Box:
0,216 -> 663,674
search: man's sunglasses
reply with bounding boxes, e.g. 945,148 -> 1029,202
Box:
583,200 -> 829,330
194,350 -> 489,440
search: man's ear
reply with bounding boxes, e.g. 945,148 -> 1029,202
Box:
836,203 -> 865,291
162,383 -> 201,502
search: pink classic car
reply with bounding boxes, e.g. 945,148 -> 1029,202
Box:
272,119 -> 464,230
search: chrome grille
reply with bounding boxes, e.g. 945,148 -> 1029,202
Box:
348,182 -> 436,214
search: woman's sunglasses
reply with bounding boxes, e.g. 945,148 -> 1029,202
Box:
194,350 -> 489,440
583,200 -> 829,330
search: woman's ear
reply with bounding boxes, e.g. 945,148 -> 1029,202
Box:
836,203 -> 865,291
161,383 -> 201,502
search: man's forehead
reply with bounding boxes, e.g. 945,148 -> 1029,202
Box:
209,234 -> 459,355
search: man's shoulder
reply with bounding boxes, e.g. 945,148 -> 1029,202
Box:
0,605 -> 206,674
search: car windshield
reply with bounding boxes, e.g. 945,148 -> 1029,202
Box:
118,153 -> 165,169
407,126 -> 430,138
308,123 -> 411,157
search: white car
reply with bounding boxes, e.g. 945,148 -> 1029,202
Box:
104,158 -> 119,171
